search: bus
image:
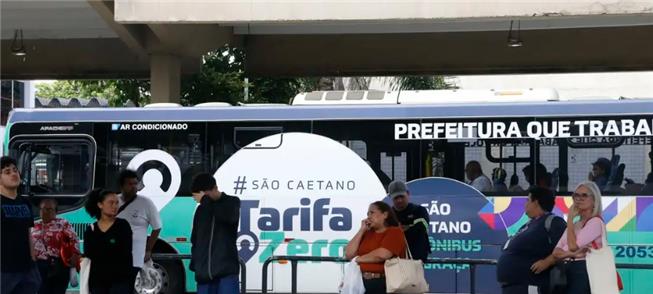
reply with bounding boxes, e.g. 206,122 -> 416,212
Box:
4,89 -> 653,293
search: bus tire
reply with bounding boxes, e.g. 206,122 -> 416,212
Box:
136,259 -> 185,294
157,259 -> 185,294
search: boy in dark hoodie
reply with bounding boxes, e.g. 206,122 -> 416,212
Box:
190,173 -> 241,294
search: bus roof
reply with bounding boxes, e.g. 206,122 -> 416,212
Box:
7,99 -> 653,123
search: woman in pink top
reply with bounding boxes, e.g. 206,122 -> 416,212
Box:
553,181 -> 604,294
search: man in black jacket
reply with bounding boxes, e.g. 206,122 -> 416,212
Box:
389,180 -> 431,262
190,173 -> 241,294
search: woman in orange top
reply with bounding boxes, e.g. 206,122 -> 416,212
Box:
345,201 -> 406,294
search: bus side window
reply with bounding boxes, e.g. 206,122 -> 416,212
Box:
233,127 -> 283,149
312,120 -> 417,187
10,139 -> 94,197
105,124 -> 206,196
563,135 -> 653,196
448,138 -> 533,196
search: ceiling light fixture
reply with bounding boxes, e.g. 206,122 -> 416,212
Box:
11,29 -> 27,56
507,20 -> 523,48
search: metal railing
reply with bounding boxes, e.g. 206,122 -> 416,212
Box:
426,258 -> 497,294
615,263 -> 653,270
261,255 -> 653,294
262,256 -> 348,294
152,254 -> 247,294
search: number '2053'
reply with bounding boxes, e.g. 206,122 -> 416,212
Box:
614,246 -> 653,258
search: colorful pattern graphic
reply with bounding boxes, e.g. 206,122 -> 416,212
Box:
479,196 -> 653,233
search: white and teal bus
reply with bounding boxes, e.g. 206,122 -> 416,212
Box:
4,89 -> 653,293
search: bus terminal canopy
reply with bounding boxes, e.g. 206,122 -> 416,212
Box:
2,0 -> 653,79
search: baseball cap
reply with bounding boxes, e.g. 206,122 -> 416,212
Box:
387,180 -> 408,198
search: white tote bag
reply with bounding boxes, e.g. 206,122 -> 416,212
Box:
384,244 -> 429,293
585,221 -> 620,294
79,223 -> 93,294
340,257 -> 365,294
79,257 -> 91,294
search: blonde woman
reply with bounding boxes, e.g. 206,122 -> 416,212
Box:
553,181 -> 604,294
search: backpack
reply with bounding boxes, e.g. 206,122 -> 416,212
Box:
544,214 -> 566,294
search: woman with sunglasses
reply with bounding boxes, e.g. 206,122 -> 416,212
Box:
553,181 -> 604,294
83,189 -> 133,294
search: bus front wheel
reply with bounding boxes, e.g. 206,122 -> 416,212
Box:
136,259 -> 185,294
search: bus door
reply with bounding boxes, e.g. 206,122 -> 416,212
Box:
8,135 -> 96,213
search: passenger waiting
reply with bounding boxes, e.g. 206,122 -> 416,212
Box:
497,187 -> 566,294
190,173 -> 241,294
345,201 -> 406,294
1,156 -> 41,294
589,157 -> 610,191
388,180 -> 431,262
32,199 -> 80,294
492,168 -> 509,193
553,181 -> 606,294
523,163 -> 549,190
465,161 -> 493,192
508,172 -> 525,193
83,189 -> 134,293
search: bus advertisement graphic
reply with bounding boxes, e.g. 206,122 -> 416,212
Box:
405,178 -> 506,294
214,132 -> 386,293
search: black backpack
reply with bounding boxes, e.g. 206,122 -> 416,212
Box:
545,214 -> 566,294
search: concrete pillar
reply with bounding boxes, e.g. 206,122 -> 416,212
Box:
150,54 -> 181,104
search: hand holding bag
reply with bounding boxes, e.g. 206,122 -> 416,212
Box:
384,242 -> 429,293
585,220 -> 620,294
137,260 -> 160,290
68,267 -> 79,287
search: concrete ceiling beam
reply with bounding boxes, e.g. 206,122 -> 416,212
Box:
146,24 -> 238,56
86,0 -> 150,60
0,38 -> 201,79
243,25 -> 653,77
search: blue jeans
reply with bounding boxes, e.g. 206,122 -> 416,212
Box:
197,274 -> 239,294
1,264 -> 42,294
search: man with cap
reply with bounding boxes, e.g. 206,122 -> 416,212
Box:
388,180 -> 431,262
589,157 -> 611,190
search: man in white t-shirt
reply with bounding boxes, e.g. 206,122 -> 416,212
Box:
465,160 -> 493,192
117,169 -> 162,293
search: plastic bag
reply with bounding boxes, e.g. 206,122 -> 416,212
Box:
79,258 -> 91,294
137,260 -> 159,290
340,258 -> 365,294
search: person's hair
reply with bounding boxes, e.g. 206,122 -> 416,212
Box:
84,188 -> 115,219
191,173 -> 217,193
575,181 -> 603,217
1,156 -> 17,170
528,187 -> 555,212
39,198 -> 58,210
118,169 -> 139,187
466,161 -> 481,172
370,201 -> 400,227
522,162 -> 548,185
